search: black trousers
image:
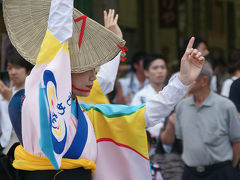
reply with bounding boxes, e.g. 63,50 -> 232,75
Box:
20,168 -> 92,180
0,143 -> 92,180
182,163 -> 239,180
0,143 -> 20,180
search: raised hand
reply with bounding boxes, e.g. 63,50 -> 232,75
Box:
178,37 -> 205,85
0,80 -> 13,101
104,9 -> 123,39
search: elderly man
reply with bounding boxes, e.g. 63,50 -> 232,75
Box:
175,61 -> 240,180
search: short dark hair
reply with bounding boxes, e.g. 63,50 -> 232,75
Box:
143,54 -> 167,71
6,48 -> 33,73
228,49 -> 240,74
130,52 -> 147,72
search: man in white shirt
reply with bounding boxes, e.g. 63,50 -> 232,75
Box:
131,54 -> 168,138
114,52 -> 148,105
131,54 -> 167,105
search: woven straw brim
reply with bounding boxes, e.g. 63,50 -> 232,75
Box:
3,0 -> 125,73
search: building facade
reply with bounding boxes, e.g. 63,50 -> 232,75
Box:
1,0 -> 240,70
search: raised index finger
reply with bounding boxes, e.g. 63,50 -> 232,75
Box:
186,37 -> 195,50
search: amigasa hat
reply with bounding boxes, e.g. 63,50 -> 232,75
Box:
3,0 -> 126,73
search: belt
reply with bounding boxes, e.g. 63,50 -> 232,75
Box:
186,161 -> 231,173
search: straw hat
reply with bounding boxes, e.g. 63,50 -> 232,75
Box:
3,0 -> 126,73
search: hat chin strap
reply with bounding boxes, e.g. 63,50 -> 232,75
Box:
72,85 -> 91,93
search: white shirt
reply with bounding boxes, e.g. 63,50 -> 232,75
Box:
211,75 -> 217,92
0,87 -> 19,148
221,76 -> 238,97
131,84 -> 159,105
1,87 -> 20,154
0,94 -> 12,148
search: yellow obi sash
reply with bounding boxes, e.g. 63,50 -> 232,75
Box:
13,145 -> 96,174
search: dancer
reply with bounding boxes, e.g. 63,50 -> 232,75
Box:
4,0 -> 204,179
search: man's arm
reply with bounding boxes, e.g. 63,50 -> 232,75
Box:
232,141 -> 240,167
160,113 -> 176,145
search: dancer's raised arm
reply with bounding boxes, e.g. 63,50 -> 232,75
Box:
145,37 -> 205,127
97,9 -> 122,94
